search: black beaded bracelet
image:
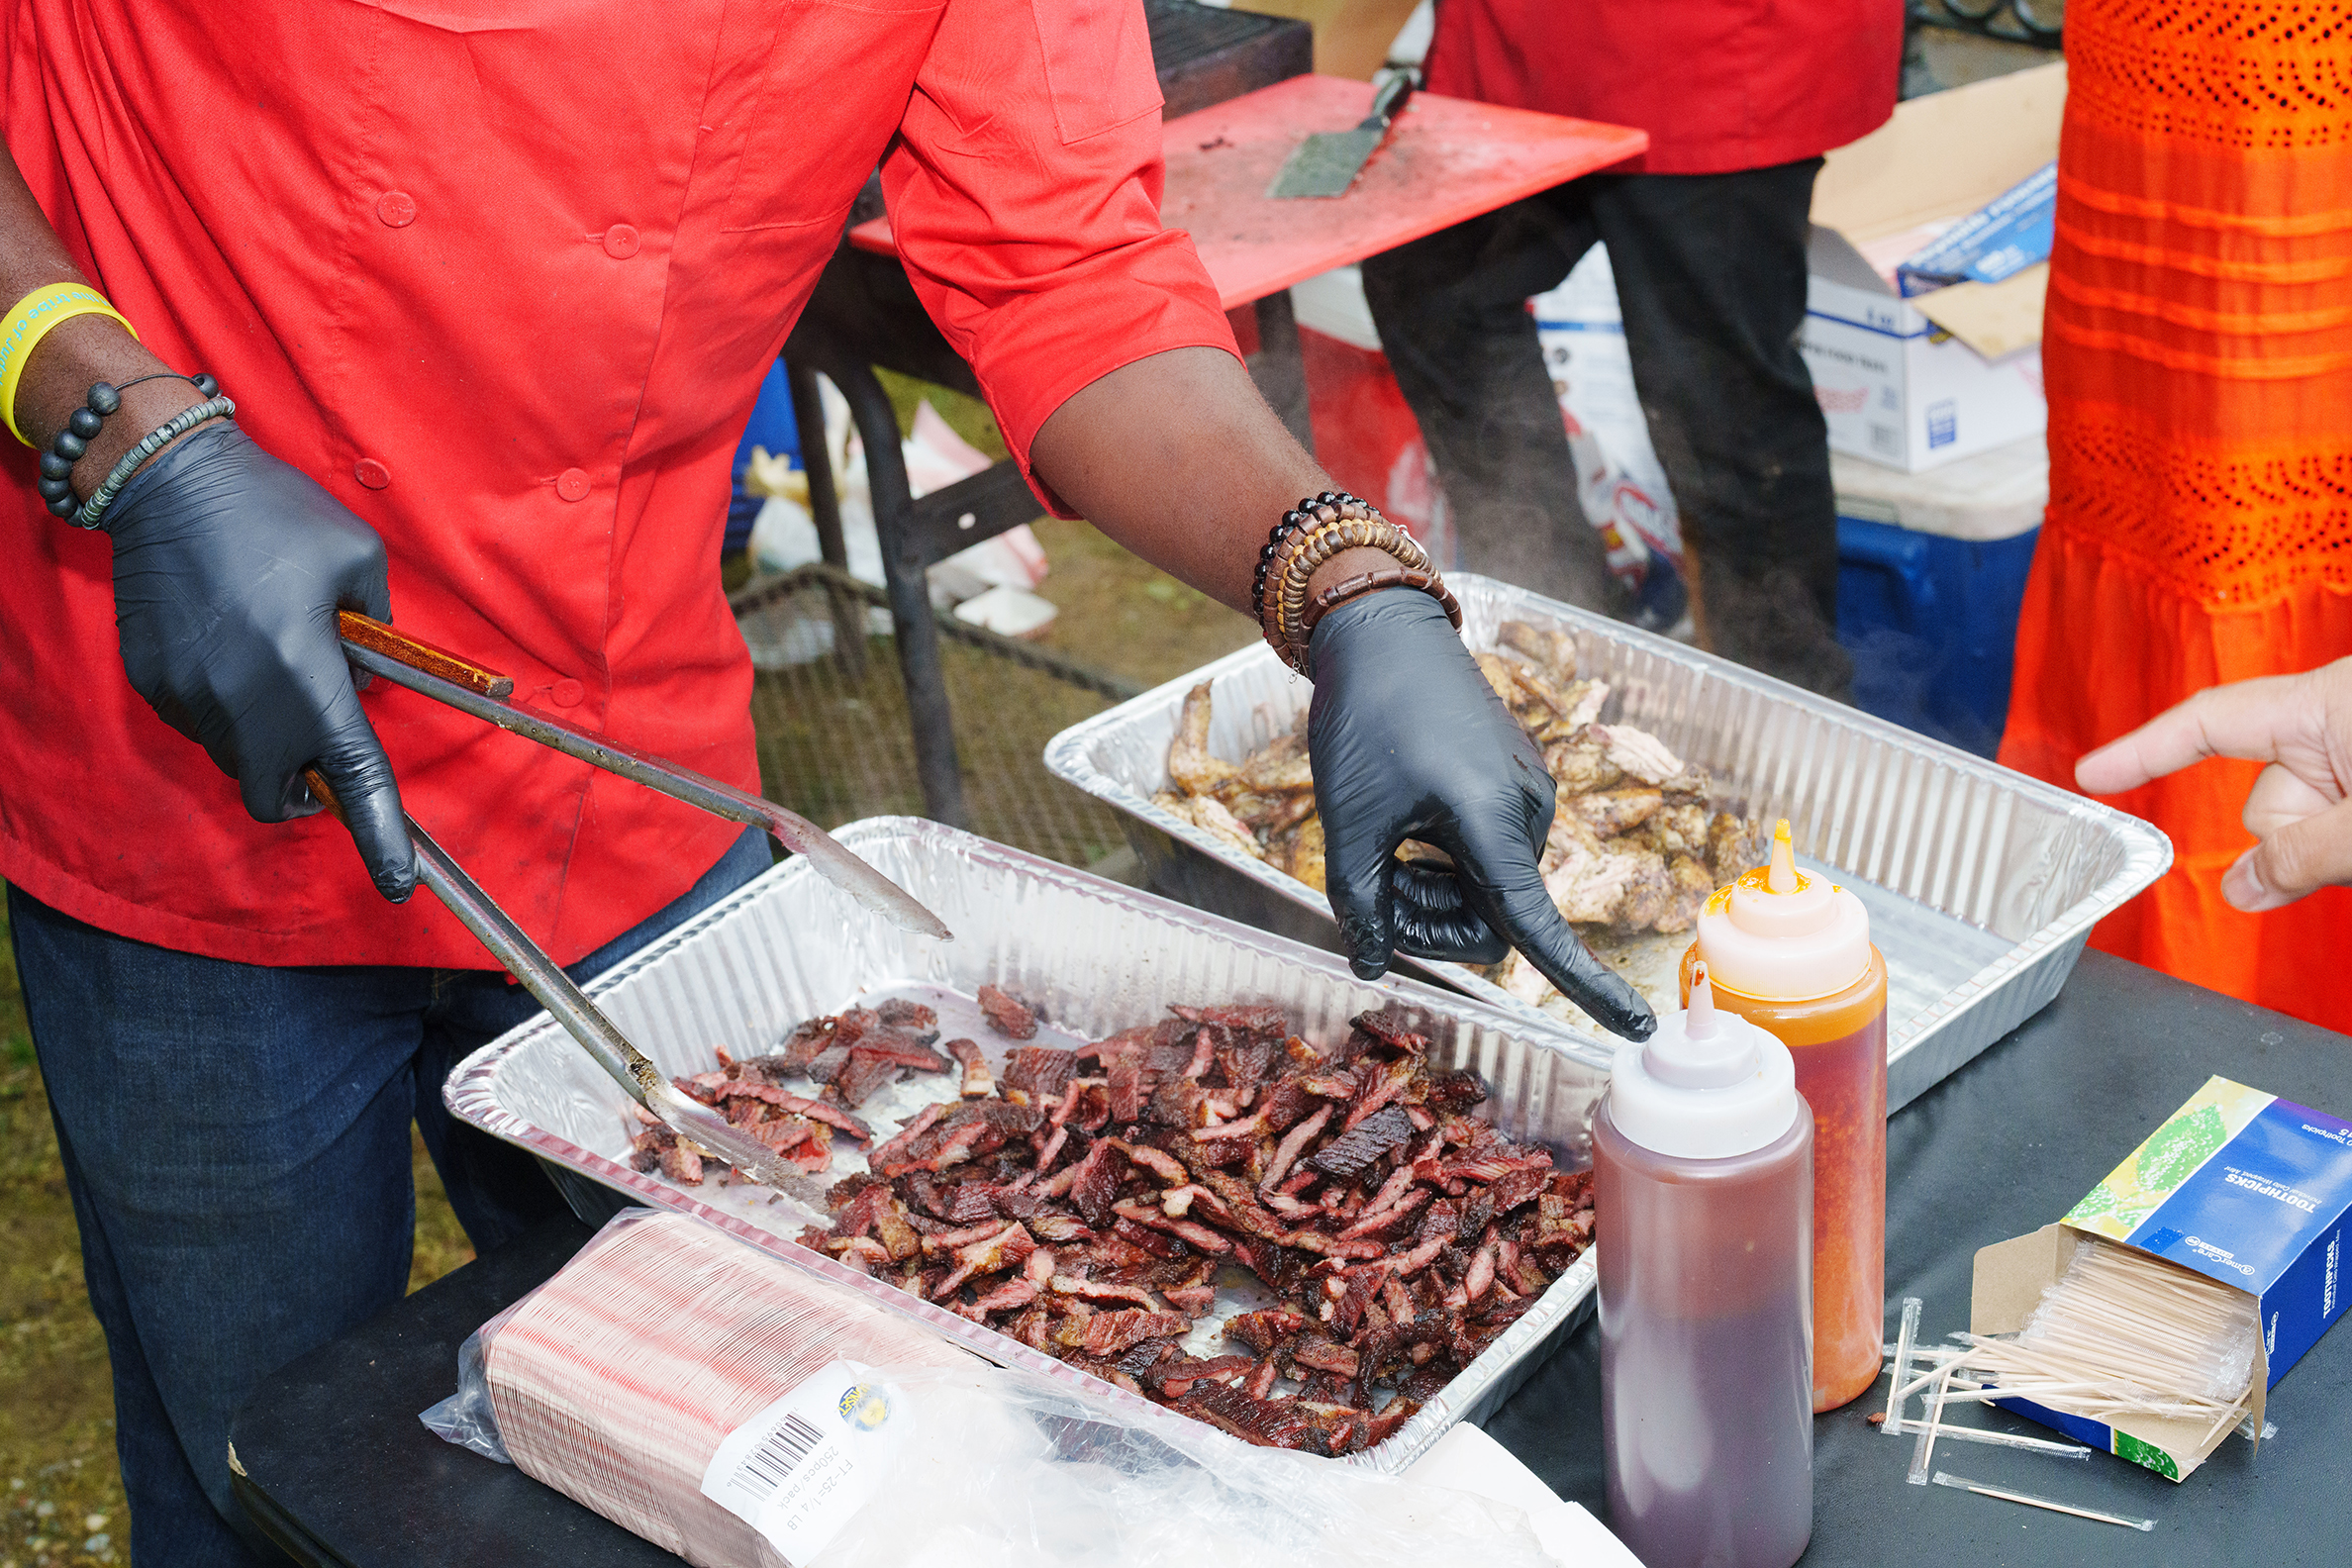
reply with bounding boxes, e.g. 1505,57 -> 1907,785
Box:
1249,489 -> 1363,629
35,373 -> 220,520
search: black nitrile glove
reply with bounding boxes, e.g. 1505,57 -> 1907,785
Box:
105,420 -> 415,901
1307,589 -> 1654,1040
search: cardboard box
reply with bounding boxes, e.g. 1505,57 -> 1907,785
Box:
1228,0 -> 1422,80
1804,62 -> 2064,472
1972,1076 -> 2352,1481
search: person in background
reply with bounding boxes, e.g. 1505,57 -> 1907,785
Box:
2000,2 -> 2352,1033
1360,0 -> 1903,695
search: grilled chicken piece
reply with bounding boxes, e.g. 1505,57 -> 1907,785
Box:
1219,784 -> 1317,837
1654,852 -> 1716,934
1649,803 -> 1711,858
1498,948 -> 1551,1005
1593,724 -> 1686,786
1556,678 -> 1610,732
1475,653 -> 1523,713
1235,733 -> 1314,794
1612,849 -> 1674,931
1544,735 -> 1623,796
1542,830 -> 1648,925
1169,682 -> 1238,794
1502,660 -> 1583,725
1709,812 -> 1759,884
1568,787 -> 1665,837
1155,791 -> 1264,860
1280,816 -> 1326,892
1498,620 -> 1578,682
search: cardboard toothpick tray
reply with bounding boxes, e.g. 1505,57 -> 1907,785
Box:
1972,1076 -> 2352,1480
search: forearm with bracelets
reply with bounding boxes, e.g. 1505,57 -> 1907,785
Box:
0,146 -> 219,511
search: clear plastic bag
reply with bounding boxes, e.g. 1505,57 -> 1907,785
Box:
423,1209 -> 1550,1568
808,1361 -> 1551,1568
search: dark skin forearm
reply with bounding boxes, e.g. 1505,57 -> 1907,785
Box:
0,147 -> 202,494
1029,345 -> 1399,616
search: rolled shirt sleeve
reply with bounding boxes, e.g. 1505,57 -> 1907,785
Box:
881,0 -> 1240,515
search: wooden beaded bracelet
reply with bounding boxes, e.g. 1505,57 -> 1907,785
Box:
1299,564 -> 1462,650
1252,491 -> 1455,675
1261,501 -> 1435,664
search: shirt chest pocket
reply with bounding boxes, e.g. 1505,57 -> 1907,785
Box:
721,0 -> 949,233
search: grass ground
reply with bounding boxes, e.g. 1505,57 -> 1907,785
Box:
0,375 -> 1252,1564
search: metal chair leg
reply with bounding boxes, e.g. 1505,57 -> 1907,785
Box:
784,360 -> 869,684
828,360 -> 970,828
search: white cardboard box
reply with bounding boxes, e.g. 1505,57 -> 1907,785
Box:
1803,62 -> 2064,472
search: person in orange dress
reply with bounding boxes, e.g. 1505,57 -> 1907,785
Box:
1998,2 -> 2352,1031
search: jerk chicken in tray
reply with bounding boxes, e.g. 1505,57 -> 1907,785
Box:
1156,620 -> 1762,1016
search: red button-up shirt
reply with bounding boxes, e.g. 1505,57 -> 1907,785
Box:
0,0 -> 1234,968
1426,0 -> 1903,176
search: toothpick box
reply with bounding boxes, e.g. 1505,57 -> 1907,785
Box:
1971,1076 -> 2352,1481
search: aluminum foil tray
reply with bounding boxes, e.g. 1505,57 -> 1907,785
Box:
1042,573 -> 2172,1112
445,816 -> 1607,1473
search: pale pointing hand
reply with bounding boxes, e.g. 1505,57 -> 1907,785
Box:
2075,659 -> 2352,912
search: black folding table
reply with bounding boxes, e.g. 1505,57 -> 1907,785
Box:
230,949 -> 2350,1565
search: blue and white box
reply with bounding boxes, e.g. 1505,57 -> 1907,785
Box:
1972,1077 -> 2352,1481
1801,63 -> 2060,472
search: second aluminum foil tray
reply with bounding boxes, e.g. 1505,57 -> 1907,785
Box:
1043,573 -> 2171,1112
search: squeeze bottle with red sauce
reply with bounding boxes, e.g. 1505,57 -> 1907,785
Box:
1594,963 -> 1813,1568
1680,819 -> 1887,1414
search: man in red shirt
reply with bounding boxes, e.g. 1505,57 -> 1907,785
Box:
1,5 -> 1650,1560
1361,0 -> 1903,692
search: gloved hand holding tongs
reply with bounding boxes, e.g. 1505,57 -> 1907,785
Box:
104,425 -> 947,1184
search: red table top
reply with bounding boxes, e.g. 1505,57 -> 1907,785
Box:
851,74 -> 1647,312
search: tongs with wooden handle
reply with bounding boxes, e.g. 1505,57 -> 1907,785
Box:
302,768 -> 805,1188
336,612 -> 950,941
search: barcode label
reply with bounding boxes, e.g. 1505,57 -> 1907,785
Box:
735,1412 -> 826,1503
700,1360 -> 911,1564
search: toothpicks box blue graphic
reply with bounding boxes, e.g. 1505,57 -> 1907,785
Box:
2064,1076 -> 2352,1387
1973,1077 -> 2352,1481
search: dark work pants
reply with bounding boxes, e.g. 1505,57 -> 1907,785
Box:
1360,158 -> 1853,697
12,828 -> 772,1567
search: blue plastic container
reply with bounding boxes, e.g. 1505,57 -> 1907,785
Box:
1835,515 -> 2038,758
726,359 -> 801,556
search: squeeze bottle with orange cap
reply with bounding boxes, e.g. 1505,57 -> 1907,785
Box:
1594,963 -> 1813,1568
1680,819 -> 1887,1414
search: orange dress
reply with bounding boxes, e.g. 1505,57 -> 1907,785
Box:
2000,4 -> 2352,1030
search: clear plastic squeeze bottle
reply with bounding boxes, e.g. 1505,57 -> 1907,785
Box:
1594,964 -> 1813,1568
1679,819 -> 1887,1414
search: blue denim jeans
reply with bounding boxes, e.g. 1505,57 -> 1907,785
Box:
11,829 -> 772,1567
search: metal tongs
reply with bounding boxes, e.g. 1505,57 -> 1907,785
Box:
299,614 -> 954,1187
337,612 -> 948,941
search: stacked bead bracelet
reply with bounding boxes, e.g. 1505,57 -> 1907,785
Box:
1252,491 -> 1460,676
37,372 -> 224,523
73,393 -> 235,530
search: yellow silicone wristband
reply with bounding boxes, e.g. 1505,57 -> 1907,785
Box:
0,283 -> 138,446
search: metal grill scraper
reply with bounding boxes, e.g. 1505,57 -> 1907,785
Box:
1267,75 -> 1413,199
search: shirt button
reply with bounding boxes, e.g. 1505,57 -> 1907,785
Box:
555,467 -> 591,502
377,192 -> 418,228
354,458 -> 392,489
602,224 -> 640,259
550,679 -> 586,708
